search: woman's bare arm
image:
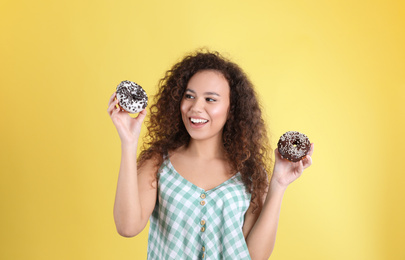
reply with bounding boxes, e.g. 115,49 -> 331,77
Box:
243,145 -> 314,259
113,146 -> 158,237
107,92 -> 158,237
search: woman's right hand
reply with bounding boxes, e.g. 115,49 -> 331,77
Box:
107,92 -> 147,147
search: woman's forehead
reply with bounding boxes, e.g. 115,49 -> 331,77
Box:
187,70 -> 230,95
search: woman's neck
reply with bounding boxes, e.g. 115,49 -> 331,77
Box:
184,137 -> 226,160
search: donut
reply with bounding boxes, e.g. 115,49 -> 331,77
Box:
277,131 -> 311,162
116,80 -> 148,113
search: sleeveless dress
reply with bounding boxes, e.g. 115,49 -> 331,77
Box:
147,157 -> 252,260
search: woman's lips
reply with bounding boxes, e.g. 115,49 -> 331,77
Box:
189,117 -> 208,128
190,117 -> 208,124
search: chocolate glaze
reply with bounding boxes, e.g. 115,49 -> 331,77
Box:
277,131 -> 311,162
116,80 -> 148,113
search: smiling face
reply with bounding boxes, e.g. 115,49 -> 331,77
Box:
180,70 -> 230,143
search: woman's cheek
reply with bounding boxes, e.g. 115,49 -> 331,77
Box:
210,104 -> 229,125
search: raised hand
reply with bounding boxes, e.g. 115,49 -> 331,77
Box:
271,143 -> 314,189
107,92 -> 147,147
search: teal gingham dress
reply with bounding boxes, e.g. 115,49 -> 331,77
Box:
147,157 -> 252,260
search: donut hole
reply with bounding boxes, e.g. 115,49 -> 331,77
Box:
292,140 -> 300,148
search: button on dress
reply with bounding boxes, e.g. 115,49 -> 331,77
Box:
147,157 -> 252,260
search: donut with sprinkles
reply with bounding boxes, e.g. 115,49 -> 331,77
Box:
116,80 -> 148,113
277,131 -> 311,162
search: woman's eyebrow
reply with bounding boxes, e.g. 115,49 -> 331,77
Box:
185,89 -> 195,93
205,92 -> 220,96
185,89 -> 220,96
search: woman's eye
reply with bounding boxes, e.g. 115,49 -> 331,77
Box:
185,94 -> 194,99
206,98 -> 216,102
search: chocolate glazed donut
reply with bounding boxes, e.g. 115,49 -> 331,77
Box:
277,131 -> 311,162
116,80 -> 148,113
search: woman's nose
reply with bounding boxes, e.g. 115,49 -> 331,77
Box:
191,98 -> 204,113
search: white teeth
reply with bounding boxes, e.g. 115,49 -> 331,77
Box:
190,118 -> 208,124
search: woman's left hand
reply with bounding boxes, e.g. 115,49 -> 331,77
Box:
271,143 -> 314,189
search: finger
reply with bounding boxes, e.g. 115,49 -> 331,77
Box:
107,99 -> 119,114
108,92 -> 117,105
110,107 -> 119,119
307,143 -> 314,157
303,155 -> 312,169
302,143 -> 314,169
107,99 -> 118,111
136,109 -> 147,122
111,105 -> 127,120
274,148 -> 283,162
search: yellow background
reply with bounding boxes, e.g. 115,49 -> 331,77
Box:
1,0 -> 404,259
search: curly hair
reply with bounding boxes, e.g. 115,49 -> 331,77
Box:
138,49 -> 272,212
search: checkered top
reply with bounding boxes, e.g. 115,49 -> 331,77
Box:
147,158 -> 252,260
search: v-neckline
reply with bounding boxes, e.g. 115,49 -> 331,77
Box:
166,157 -> 239,193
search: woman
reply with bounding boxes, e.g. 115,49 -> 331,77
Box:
107,50 -> 314,259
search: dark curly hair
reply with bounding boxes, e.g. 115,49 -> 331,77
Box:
138,49 -> 272,212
